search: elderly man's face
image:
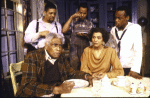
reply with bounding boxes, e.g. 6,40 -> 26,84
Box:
45,37 -> 62,59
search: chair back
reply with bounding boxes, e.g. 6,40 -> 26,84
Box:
10,61 -> 24,96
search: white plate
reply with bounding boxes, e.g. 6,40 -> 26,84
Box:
64,79 -> 89,88
75,31 -> 88,33
79,32 -> 88,34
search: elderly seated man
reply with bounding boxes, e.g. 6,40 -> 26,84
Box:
16,33 -> 92,97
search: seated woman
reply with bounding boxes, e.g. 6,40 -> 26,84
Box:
80,28 -> 124,79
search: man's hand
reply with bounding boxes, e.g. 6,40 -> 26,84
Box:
76,32 -> 89,38
53,81 -> 75,94
39,31 -> 50,37
76,32 -> 84,36
128,71 -> 142,79
92,72 -> 105,80
71,12 -> 81,19
86,75 -> 93,86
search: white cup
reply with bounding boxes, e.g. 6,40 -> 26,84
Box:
117,76 -> 126,86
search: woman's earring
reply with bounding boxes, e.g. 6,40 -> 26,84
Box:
103,42 -> 105,46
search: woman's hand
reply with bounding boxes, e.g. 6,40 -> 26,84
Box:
92,72 -> 105,79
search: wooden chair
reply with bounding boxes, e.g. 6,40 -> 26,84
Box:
9,61 -> 24,96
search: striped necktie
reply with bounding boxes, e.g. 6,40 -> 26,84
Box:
115,29 -> 127,58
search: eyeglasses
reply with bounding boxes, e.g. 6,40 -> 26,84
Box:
51,43 -> 63,48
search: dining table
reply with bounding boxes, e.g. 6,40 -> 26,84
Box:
61,76 -> 150,97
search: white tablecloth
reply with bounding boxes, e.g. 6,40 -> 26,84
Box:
61,76 -> 150,97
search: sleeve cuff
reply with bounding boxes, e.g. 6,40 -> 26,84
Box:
130,68 -> 141,74
31,33 -> 40,42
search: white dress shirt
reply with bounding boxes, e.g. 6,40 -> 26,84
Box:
110,22 -> 142,73
45,49 -> 57,65
24,17 -> 64,49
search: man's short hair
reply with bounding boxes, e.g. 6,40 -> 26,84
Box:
45,2 -> 56,12
78,3 -> 88,11
45,33 -> 65,44
116,6 -> 131,17
89,28 -> 109,43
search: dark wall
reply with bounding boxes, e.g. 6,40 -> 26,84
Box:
56,0 -> 66,25
147,0 -> 150,44
144,0 -> 150,76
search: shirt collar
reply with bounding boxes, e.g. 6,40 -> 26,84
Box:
115,22 -> 133,31
38,17 -> 55,24
45,49 -> 57,64
78,18 -> 87,22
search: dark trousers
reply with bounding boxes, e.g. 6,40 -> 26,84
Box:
123,68 -> 131,76
70,44 -> 88,70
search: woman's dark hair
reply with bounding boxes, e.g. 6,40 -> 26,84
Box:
89,28 -> 109,43
45,2 -> 56,12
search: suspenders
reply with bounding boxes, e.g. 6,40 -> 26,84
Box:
36,21 -> 39,33
55,22 -> 58,33
25,20 -> 58,53
36,21 -> 58,33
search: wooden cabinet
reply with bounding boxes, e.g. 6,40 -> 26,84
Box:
88,3 -> 99,28
105,1 -> 117,31
104,0 -> 136,32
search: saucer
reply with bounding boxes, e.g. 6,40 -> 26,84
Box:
129,92 -> 136,95
112,81 -> 130,87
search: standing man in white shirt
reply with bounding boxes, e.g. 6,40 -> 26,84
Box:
107,6 -> 142,79
24,2 -> 64,52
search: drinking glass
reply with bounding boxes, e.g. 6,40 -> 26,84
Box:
92,78 -> 102,96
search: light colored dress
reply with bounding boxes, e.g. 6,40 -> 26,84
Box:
80,46 -> 124,78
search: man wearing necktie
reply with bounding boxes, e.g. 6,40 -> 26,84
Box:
107,6 -> 142,79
